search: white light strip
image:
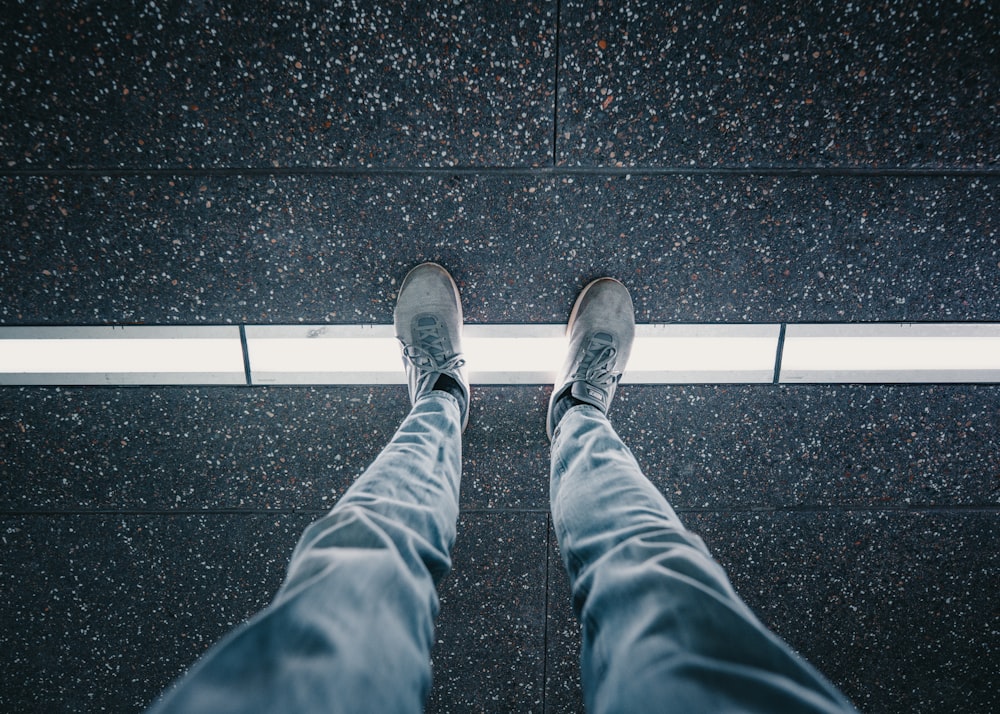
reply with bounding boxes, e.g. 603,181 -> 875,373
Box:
626,324 -> 780,383
245,325 -> 571,384
463,325 -> 567,384
245,324 -> 782,385
0,326 -> 246,385
246,325 -> 402,385
2,324 -> 998,386
780,324 -> 1000,383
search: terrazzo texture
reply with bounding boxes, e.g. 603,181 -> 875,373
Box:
6,0 -> 996,170
428,512 -> 549,713
699,510 -> 1000,714
1,513 -> 307,712
2,385 -> 995,513
547,510 -> 1000,714
0,386 -> 551,511
613,384 -> 1000,508
2,0 -> 998,711
559,0 -> 999,168
2,385 -> 997,712
0,1 -> 556,168
2,174 -> 997,325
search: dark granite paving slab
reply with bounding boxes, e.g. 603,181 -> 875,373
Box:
2,174 -> 997,325
614,384 -> 1000,509
558,0 -> 999,168
428,511 -> 548,714
463,386 -> 551,509
0,386 -> 551,511
702,510 -> 1000,714
0,1 -> 555,169
0,513 -> 309,713
0,511 -> 547,714
545,510 -> 1000,714
2,385 -> 995,512
0,386 -> 405,512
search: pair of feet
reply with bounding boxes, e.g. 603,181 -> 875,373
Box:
394,263 -> 635,439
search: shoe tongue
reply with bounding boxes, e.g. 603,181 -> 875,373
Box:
589,332 -> 614,348
414,315 -> 451,361
582,332 -> 616,378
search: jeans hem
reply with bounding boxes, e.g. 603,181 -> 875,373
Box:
415,389 -> 461,413
551,403 -> 604,448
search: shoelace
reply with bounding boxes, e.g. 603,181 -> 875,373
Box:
401,318 -> 466,373
402,343 -> 466,373
573,336 -> 620,389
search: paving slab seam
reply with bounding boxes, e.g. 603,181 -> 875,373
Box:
0,507 -> 556,517
2,166 -> 999,179
550,0 -> 562,170
540,511 -> 552,714
772,323 -> 787,385
5,506 -> 997,517
238,324 -> 253,386
681,505 -> 1000,515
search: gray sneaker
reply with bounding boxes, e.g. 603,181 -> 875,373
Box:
547,278 -> 635,440
394,262 -> 470,430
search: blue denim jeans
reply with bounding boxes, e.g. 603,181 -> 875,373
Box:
149,394 -> 857,713
148,392 -> 462,714
551,405 -> 858,714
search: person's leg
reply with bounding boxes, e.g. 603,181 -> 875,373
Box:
147,264 -> 470,714
547,279 -> 858,714
149,393 -> 462,714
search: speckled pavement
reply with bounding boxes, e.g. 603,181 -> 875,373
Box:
1,2 -> 997,713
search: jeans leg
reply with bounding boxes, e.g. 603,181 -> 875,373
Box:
549,404 -> 858,714
148,391 -> 462,714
